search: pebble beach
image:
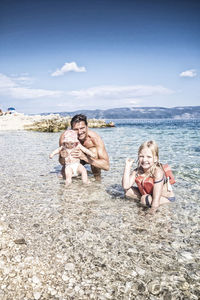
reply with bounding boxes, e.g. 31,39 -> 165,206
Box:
0,118 -> 200,299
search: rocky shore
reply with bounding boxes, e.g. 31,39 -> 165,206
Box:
0,113 -> 115,132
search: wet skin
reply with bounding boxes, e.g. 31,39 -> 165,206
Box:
59,121 -> 109,180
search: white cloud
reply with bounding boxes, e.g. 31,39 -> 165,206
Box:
179,69 -> 197,78
0,73 -> 63,99
0,73 -> 174,111
14,76 -> 34,84
9,87 -> 63,99
69,85 -> 173,99
51,62 -> 86,77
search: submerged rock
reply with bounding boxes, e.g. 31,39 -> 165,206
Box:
148,281 -> 161,295
14,238 -> 27,245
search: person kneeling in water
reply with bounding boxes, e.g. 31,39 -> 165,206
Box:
122,140 -> 175,213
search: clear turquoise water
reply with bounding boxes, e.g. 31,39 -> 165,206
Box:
0,119 -> 199,299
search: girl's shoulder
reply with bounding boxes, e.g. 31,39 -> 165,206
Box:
154,165 -> 164,179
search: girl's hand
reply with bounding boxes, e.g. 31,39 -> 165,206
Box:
149,206 -> 158,214
125,158 -> 135,167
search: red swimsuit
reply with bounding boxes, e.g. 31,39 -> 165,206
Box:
135,164 -> 175,195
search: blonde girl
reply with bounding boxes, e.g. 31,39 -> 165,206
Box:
122,140 -> 175,211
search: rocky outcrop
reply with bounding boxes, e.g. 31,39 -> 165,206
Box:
24,116 -> 70,132
24,116 -> 115,132
86,119 -> 115,129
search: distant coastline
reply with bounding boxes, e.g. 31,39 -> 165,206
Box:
42,106 -> 200,119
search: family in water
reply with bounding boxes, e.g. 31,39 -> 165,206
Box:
50,114 -> 175,212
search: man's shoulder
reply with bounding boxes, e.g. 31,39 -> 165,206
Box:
87,129 -> 101,140
86,129 -> 104,147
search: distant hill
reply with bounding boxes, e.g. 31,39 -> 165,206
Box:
44,106 -> 200,119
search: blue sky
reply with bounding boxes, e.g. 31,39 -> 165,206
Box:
0,0 -> 199,114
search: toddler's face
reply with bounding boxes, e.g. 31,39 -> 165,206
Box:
63,141 -> 76,149
138,147 -> 157,171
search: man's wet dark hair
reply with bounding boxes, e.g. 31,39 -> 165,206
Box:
71,114 -> 88,128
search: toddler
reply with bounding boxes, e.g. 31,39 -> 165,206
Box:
122,140 -> 175,212
50,130 -> 95,185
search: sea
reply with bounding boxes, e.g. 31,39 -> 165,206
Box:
0,118 -> 199,299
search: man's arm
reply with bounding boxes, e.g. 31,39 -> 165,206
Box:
78,144 -> 96,158
80,133 -> 109,171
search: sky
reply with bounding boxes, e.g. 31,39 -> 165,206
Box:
0,0 -> 199,114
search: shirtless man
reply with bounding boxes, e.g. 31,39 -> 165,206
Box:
59,114 -> 109,180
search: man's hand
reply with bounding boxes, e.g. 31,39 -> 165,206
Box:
70,148 -> 81,159
79,150 -> 89,162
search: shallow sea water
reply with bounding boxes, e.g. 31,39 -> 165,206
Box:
0,119 -> 200,299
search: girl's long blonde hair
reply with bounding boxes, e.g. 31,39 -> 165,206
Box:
137,140 -> 161,178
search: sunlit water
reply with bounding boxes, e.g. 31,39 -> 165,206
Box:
0,119 -> 199,299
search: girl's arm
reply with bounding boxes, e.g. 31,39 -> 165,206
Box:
122,158 -> 137,190
49,147 -> 62,159
151,168 -> 165,209
78,144 -> 96,158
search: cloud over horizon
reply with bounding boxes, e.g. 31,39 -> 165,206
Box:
51,62 -> 86,77
0,73 -> 174,111
69,85 -> 173,99
179,69 -> 197,78
0,74 -> 63,99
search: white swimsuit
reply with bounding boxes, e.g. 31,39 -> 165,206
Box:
65,162 -> 80,177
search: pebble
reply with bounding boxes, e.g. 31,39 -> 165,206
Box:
32,276 -> 41,284
124,281 -> 132,293
131,270 -> 137,277
9,271 -> 17,278
33,291 -> 41,299
14,238 -> 27,245
50,288 -> 57,296
181,251 -> 193,260
65,263 -> 75,271
148,281 -> 161,295
135,266 -> 146,276
62,273 -> 69,281
179,281 -> 190,291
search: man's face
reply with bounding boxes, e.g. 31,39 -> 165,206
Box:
72,121 -> 88,141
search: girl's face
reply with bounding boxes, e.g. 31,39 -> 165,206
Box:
138,147 -> 157,171
63,141 -> 76,149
